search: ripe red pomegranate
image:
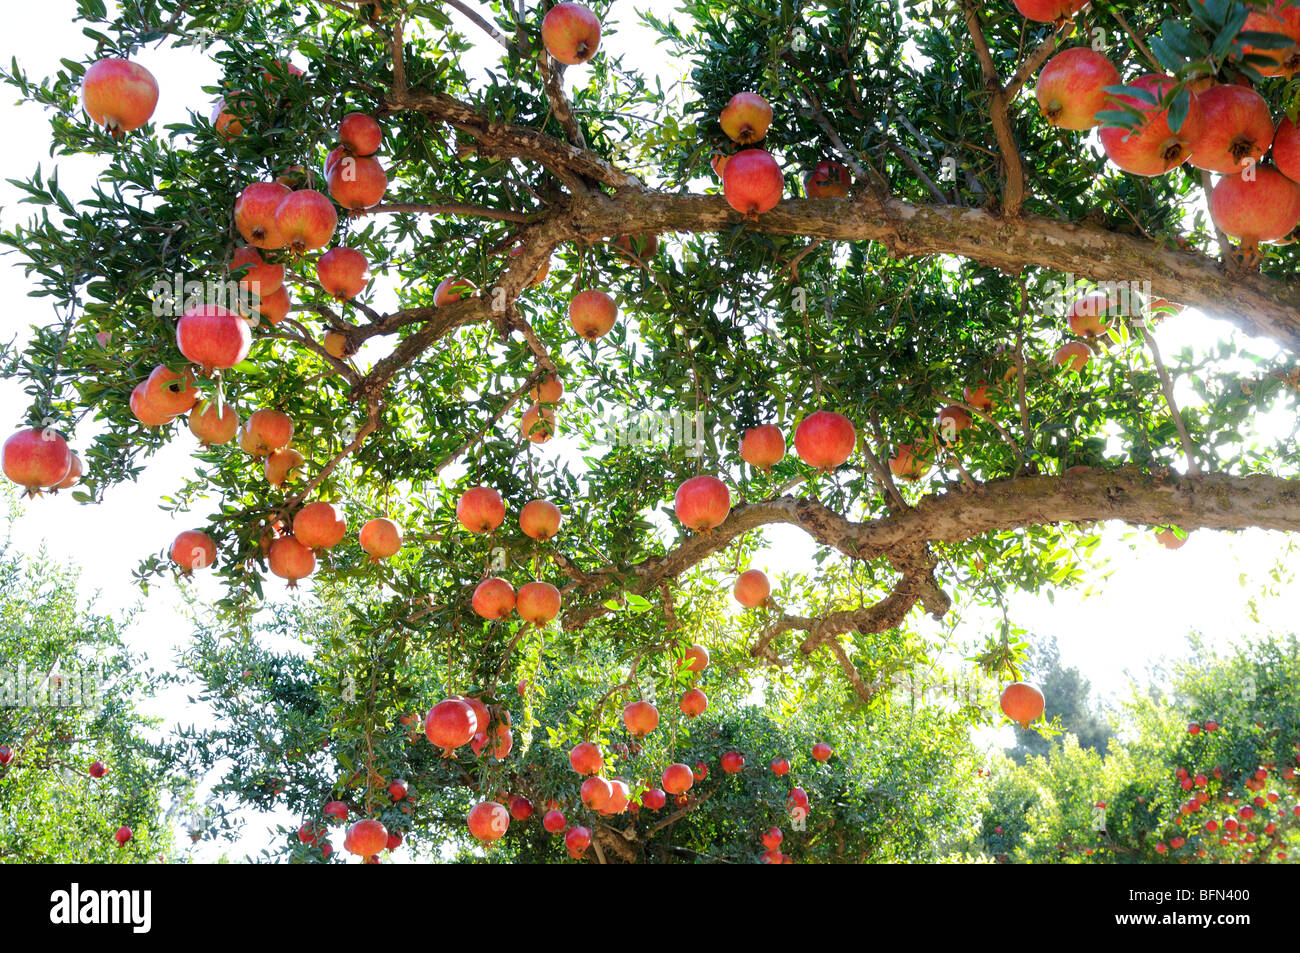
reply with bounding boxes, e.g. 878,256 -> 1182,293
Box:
230,246 -> 285,297
338,112 -> 382,156
762,827 -> 783,850
720,92 -> 772,144
541,2 -> 602,65
472,577 -> 517,620
81,58 -> 158,135
387,779 -> 407,801
580,776 -> 613,811
54,452 -> 83,490
641,788 -> 667,810
252,284 -> 291,326
1099,75 -> 1204,177
722,148 -> 783,216
812,742 -> 833,762
89,760 -> 107,779
1274,117 -> 1300,183
3,428 -> 72,494
176,305 -> 252,371
235,182 -> 291,249
794,410 -> 856,469
114,826 -> 132,847
740,424 -> 785,470
721,751 -> 745,774
788,787 -> 810,812
189,399 -> 239,446
324,800 -> 349,823
623,701 -> 660,736
509,795 -> 534,821
964,381 -> 994,412
317,247 -> 370,299
385,832 -> 402,850
1209,166 -> 1300,251
936,405 -> 972,445
298,822 -> 325,845
268,536 -> 316,586
543,809 -> 567,833
359,517 -> 402,561
662,763 -> 694,796
603,780 -> 630,815
733,569 -> 770,608
519,499 -> 562,540
1054,341 -> 1091,372
294,501 -> 347,550
239,409 -> 294,457
804,159 -> 851,197
1000,682 -> 1046,728
529,374 -> 563,404
1035,47 -> 1120,130
516,581 -> 561,624
674,475 -> 730,531
683,644 -> 710,673
1013,0 -> 1088,21
425,698 -> 477,755
569,290 -> 618,340
1190,85 -> 1275,174
888,443 -> 930,482
0,745 -> 12,766
564,825 -> 592,857
144,366 -> 199,417
457,486 -> 505,533
771,758 -> 791,776
1067,290 -> 1115,337
467,801 -> 510,843
455,695 -> 488,737
170,530 -> 216,573
326,155 -> 387,210
520,404 -> 557,443
1155,527 -> 1187,550
1241,2 -> 1300,77
569,741 -> 603,775
433,276 -> 477,306
679,688 -> 708,718
344,819 -> 388,857
211,94 -> 251,139
276,189 -> 338,253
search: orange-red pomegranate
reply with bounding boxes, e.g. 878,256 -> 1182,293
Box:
344,819 -> 388,857
274,189 -> 338,253
457,486 -> 505,533
1190,85 -> 1275,175
740,424 -> 785,470
467,801 -> 510,842
472,577 -> 516,620
720,92 -> 772,145
3,427 -> 73,494
235,181 -> 291,249
239,409 -> 294,457
516,581 -> 561,624
81,58 -> 158,135
722,148 -> 783,216
541,3 -> 602,65
326,155 -> 387,210
569,741 -> 603,775
189,399 -> 239,446
176,305 -> 251,371
673,475 -> 730,531
1000,682 -> 1046,728
794,410 -> 856,470
294,501 -> 347,550
1035,47 -> 1120,131
425,698 -> 477,755
662,763 -> 694,796
338,112 -> 382,156
721,751 -> 745,774
268,536 -> 316,587
1209,166 -> 1300,251
521,404 -> 557,443
679,688 -> 708,718
683,643 -> 710,673
1099,75 -> 1204,177
359,517 -> 402,561
804,159 -> 851,197
622,701 -> 659,736
170,530 -> 216,573
519,499 -> 562,540
316,247 -> 370,299
733,569 -> 771,607
569,290 -> 618,340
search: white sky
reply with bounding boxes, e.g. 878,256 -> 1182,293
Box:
2,0 -> 1297,860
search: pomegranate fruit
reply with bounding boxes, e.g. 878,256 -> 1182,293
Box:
235,182 -> 291,249
1000,682 -> 1046,728
564,825 -> 592,857
434,276 -> 477,306
239,409 -> 294,457
144,365 -> 199,417
3,427 -> 72,494
294,501 -> 346,550
889,443 -> 930,482
316,247 -> 370,299
804,159 -> 851,197
543,809 -> 566,833
964,381 -> 994,412
54,452 -> 83,490
114,827 -> 132,847
733,569 -> 770,608
467,801 -> 510,842
425,698 -> 477,755
338,112 -> 382,156
268,536 -> 316,587
603,780 -> 630,815
323,331 -> 349,360
189,399 -> 239,446
674,475 -> 730,531
641,788 -> 667,810
662,763 -> 694,796
252,284 -> 291,326
936,405 -> 972,445
1155,527 -> 1187,550
472,577 -> 517,620
176,304 -> 252,372
344,819 -> 388,857
623,701 -> 660,736
1013,0 -> 1088,21
1099,75 -> 1204,177
510,243 -> 551,286
1054,341 -> 1092,372
1190,85 -> 1275,174
1067,290 -> 1116,337
519,499 -> 562,540
719,92 -> 772,145
613,233 -> 659,262
230,246 -> 285,297
509,795 -> 534,821
762,827 -> 783,850
274,189 -> 338,253
520,404 -> 557,443
169,530 -> 216,573
516,581 -> 561,624
679,688 -> 708,718
580,776 -> 613,811
1240,2 -> 1300,78
740,424 -> 785,470
1209,166 -> 1300,250
722,148 -> 783,216
771,757 -> 790,776
1274,117 -> 1300,183
721,751 -> 745,774
130,382 -> 175,427
324,801 -> 348,822
529,374 -> 563,404
794,410 -> 856,470
359,517 -> 402,561
812,742 -> 833,762
541,3 -> 601,65
326,155 -> 387,210
1035,47 -> 1120,131
569,290 -> 618,340
81,58 -> 158,135
683,644 -> 710,673
457,486 -> 505,533
569,741 -> 603,775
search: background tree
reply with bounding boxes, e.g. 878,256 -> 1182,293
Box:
1,0 -> 1299,861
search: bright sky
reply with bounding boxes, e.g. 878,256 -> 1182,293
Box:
2,0 -> 1296,860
